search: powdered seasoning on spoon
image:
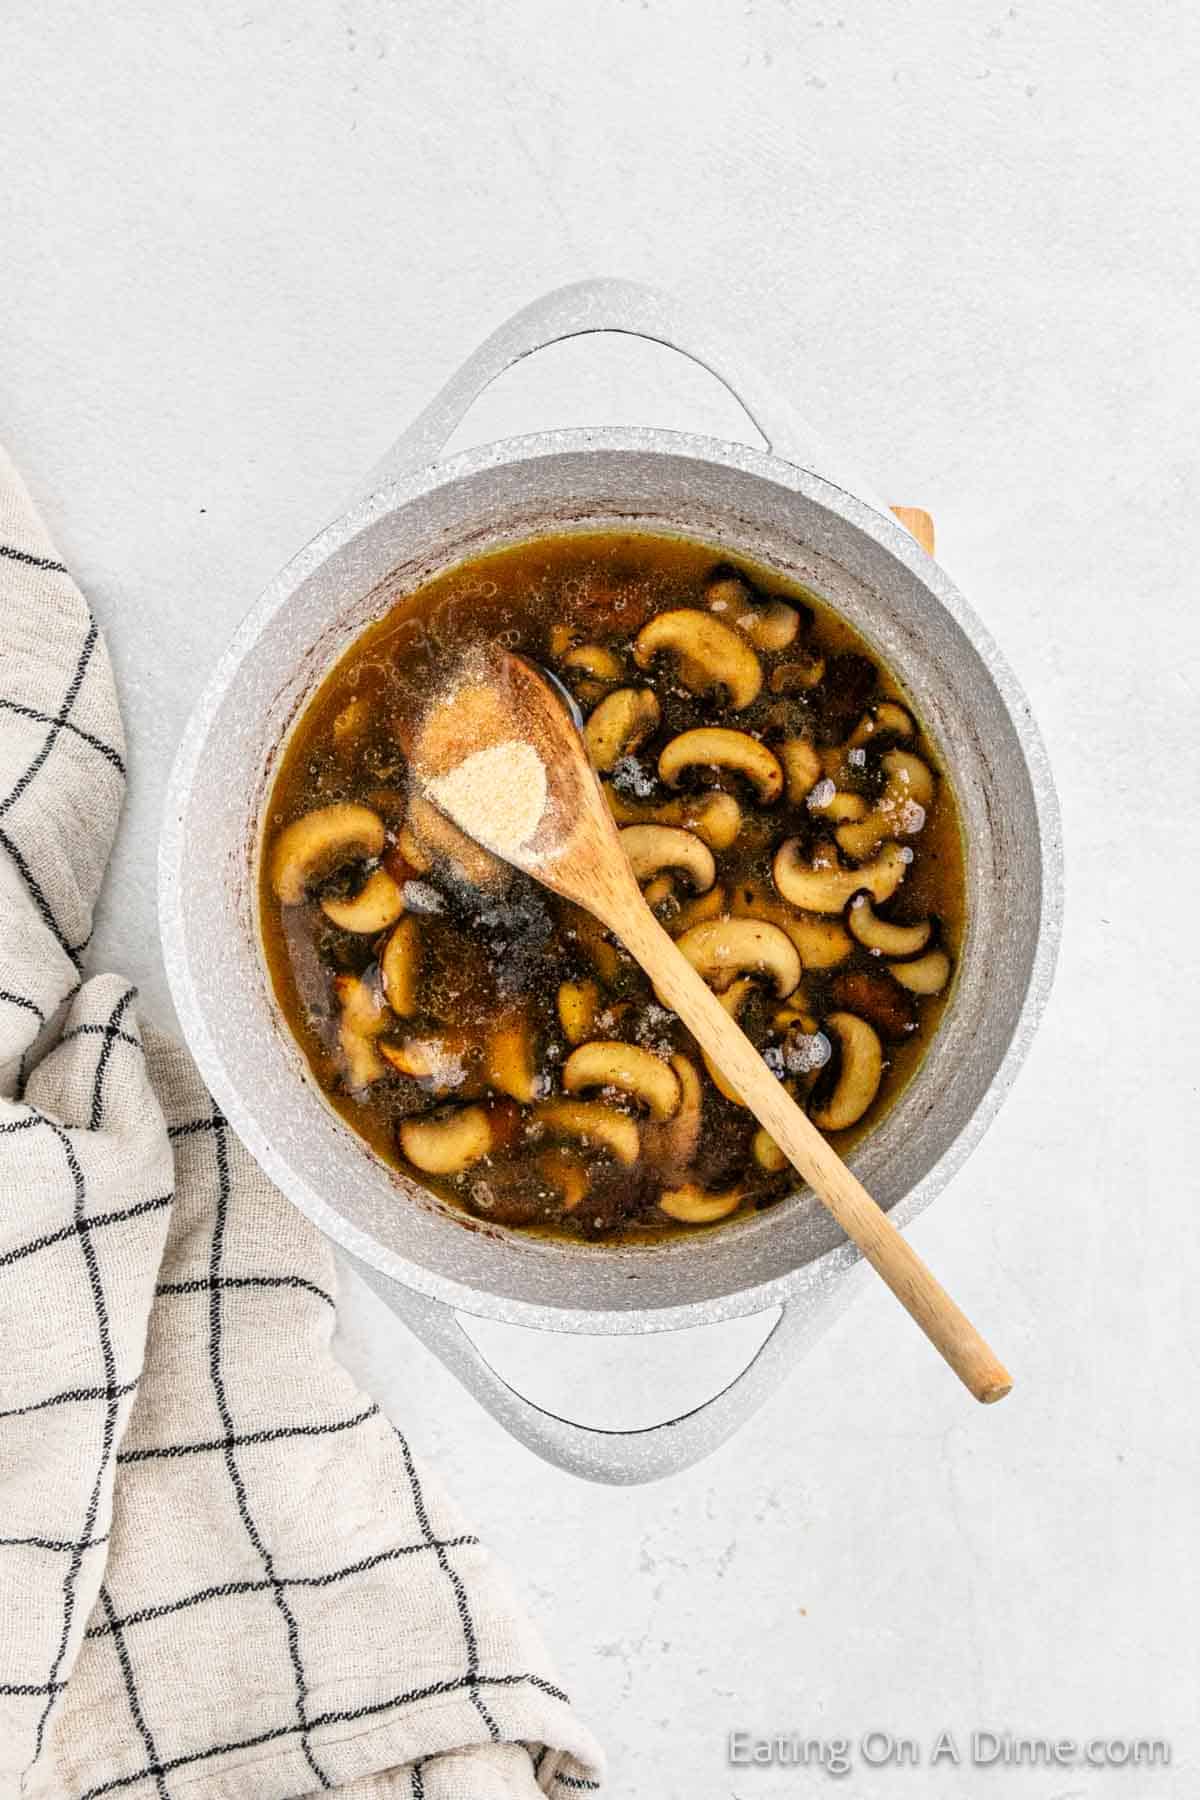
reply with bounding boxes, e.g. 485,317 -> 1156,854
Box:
426,739 -> 548,860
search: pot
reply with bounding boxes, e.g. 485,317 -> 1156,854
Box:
159,280 -> 1061,1484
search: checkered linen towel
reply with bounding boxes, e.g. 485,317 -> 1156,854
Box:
0,446 -> 603,1800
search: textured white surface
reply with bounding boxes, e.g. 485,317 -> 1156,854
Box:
2,3 -> 1198,1796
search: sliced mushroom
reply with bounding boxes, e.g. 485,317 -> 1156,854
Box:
659,1182 -> 743,1225
584,687 -> 661,773
807,787 -> 868,824
658,728 -> 783,804
889,948 -> 952,995
562,642 -> 622,684
809,1012 -> 884,1131
679,791 -> 742,850
381,915 -> 421,1016
563,1041 -> 681,1121
339,1034 -> 386,1093
702,570 -> 751,614
641,1053 -> 703,1181
830,967 -> 917,1043
669,883 -> 727,936
568,908 -> 622,985
320,867 -> 406,934
484,1011 -> 539,1103
335,971 -> 387,1035
700,976 -> 755,1106
729,880 -> 854,969
847,701 -> 915,749
380,1031 -> 471,1088
619,824 -> 716,894
270,803 -> 386,906
753,1126 -> 788,1173
537,1148 -> 590,1212
846,893 -> 932,958
741,599 -> 800,653
889,748 -> 936,806
573,680 -> 609,708
704,570 -> 800,652
400,1103 -> 495,1175
790,916 -> 855,969
605,786 -> 743,851
778,738 -> 822,805
770,651 -> 826,693
772,839 -> 907,914
557,978 -> 601,1045
675,917 -> 801,998
333,973 -> 389,1090
533,1098 -> 640,1165
836,751 -> 935,861
332,694 -> 370,758
634,609 -> 763,709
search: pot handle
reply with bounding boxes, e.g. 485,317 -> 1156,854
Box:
357,277 -> 890,516
349,1254 -> 867,1485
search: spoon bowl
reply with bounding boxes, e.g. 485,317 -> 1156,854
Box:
413,646 -> 643,911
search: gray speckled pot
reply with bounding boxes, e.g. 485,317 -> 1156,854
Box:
159,280 -> 1062,1484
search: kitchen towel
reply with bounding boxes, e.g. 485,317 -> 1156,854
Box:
0,445 -> 603,1800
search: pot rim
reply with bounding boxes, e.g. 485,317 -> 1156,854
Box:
159,422 -> 1063,1336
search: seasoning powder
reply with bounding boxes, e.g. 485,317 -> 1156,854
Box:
426,739 -> 548,860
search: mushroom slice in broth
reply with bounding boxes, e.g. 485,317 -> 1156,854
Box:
618,824 -> 716,893
809,1012 -> 884,1131
773,839 -> 908,914
641,1054 -> 704,1183
836,750 -> 935,861
889,948 -> 953,996
584,686 -> 660,772
674,917 -> 801,999
563,1042 -> 682,1122
562,642 -> 623,684
557,978 -> 601,1045
703,567 -> 802,652
400,1104 -> 497,1175
320,867 -> 406,934
334,973 -> 389,1091
658,727 -> 783,804
659,1182 -> 744,1225
381,916 -> 421,1016
271,803 -> 386,906
484,1010 -> 540,1104
634,608 -> 763,708
604,785 -> 743,851
846,892 -> 933,959
533,1099 -> 641,1167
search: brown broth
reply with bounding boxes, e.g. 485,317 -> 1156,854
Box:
260,530 -> 965,1242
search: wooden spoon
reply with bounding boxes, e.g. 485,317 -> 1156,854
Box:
414,649 -> 1012,1404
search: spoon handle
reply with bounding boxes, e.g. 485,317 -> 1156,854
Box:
612,895 -> 1013,1405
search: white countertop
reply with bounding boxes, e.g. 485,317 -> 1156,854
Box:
2,4 -> 1197,1794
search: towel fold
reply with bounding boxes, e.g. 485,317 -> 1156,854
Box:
0,445 -> 603,1800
